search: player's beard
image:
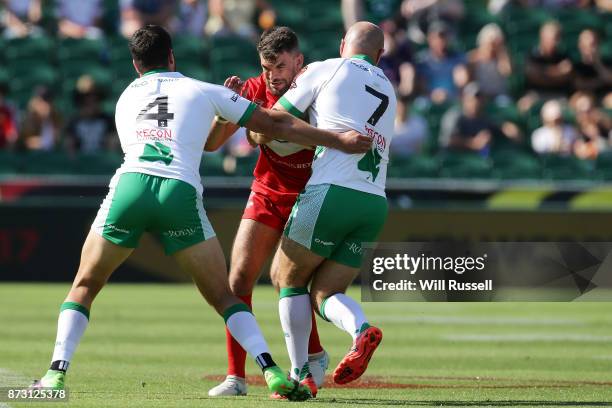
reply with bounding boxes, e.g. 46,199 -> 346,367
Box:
267,79 -> 289,96
267,66 -> 299,95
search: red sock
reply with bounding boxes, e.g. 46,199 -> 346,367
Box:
226,294 -> 252,378
307,307 -> 324,355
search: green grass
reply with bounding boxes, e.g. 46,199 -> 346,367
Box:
1,283 -> 612,407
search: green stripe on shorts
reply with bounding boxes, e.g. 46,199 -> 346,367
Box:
284,183 -> 387,267
93,172 -> 215,254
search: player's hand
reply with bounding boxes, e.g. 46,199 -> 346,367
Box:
224,76 -> 245,94
247,130 -> 273,146
335,130 -> 372,154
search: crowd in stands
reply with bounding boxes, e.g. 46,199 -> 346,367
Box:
0,0 -> 611,180
354,1 -> 612,157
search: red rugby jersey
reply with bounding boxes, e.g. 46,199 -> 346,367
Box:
241,73 -> 314,195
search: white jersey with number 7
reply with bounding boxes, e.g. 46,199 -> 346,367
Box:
278,55 -> 396,197
114,71 -> 256,195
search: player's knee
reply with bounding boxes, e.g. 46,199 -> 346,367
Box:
310,288 -> 328,312
269,267 -> 281,293
228,268 -> 256,296
310,284 -> 342,311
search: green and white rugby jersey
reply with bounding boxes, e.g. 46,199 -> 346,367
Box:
114,71 -> 256,195
278,55 -> 396,197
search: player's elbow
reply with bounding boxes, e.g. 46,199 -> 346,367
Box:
246,107 -> 289,136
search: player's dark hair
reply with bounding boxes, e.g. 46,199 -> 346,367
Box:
257,26 -> 299,62
129,25 -> 173,72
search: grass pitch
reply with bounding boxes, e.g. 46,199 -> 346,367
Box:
1,283 -> 611,407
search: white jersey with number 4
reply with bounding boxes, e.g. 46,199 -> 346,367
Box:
114,71 -> 256,194
279,56 -> 396,197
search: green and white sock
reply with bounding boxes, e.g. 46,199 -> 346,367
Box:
320,293 -> 368,340
279,287 -> 311,381
50,302 -> 90,372
224,303 -> 271,367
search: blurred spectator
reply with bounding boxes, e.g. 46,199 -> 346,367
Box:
571,92 -> 612,159
595,0 -> 612,11
120,0 -> 177,38
531,99 -> 579,155
412,21 -> 467,103
391,100 -> 429,157
379,27 -> 413,95
439,83 -> 494,156
573,29 -> 612,97
401,0 -> 464,45
64,76 -> 117,154
0,83 -> 18,149
524,21 -> 573,98
488,0 -> 515,15
171,0 -> 207,36
205,0 -> 275,39
490,0 -> 592,13
440,83 -> 522,155
341,0 -> 402,29
19,87 -> 62,151
540,0 -> 592,6
468,23 -> 512,104
1,0 -> 42,38
56,0 -> 104,39
603,92 -> 612,109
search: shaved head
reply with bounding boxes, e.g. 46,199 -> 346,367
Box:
341,22 -> 384,64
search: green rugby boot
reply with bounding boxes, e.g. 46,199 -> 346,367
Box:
30,370 -> 65,390
263,366 -> 311,401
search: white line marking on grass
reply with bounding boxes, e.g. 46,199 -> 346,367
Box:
0,367 -> 32,408
371,315 -> 585,326
444,334 -> 612,342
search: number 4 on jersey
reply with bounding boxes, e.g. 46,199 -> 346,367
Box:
137,95 -> 174,127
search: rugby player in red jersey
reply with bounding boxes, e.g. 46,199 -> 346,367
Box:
205,26 -> 327,398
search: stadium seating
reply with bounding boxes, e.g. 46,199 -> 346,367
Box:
596,151 -> 612,181
439,151 -> 493,179
492,148 -> 542,180
388,155 -> 439,178
200,152 -> 226,177
540,154 -> 594,181
8,65 -> 58,108
4,36 -> 55,62
0,3 -> 608,183
0,151 -> 20,174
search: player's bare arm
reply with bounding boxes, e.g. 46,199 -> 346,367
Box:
246,106 -> 371,154
204,76 -> 245,151
204,116 -> 239,151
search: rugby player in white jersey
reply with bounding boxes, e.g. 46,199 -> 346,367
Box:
30,25 -> 371,400
269,22 -> 397,397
